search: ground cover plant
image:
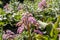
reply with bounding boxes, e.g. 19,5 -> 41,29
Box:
0,0 -> 60,40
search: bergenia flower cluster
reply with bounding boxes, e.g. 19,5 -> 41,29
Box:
3,30 -> 14,40
16,12 -> 40,34
4,2 -> 23,14
38,0 -> 47,10
17,4 -> 23,10
4,3 -> 13,13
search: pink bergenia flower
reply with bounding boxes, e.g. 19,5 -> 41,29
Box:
17,24 -> 24,34
28,16 -> 40,29
6,30 -> 14,35
3,34 -> 10,40
28,17 -> 36,24
4,3 -> 13,13
34,29 -> 43,35
2,31 -> 16,40
38,0 -> 47,9
3,34 -> 14,40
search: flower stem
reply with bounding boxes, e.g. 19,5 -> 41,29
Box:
27,24 -> 31,40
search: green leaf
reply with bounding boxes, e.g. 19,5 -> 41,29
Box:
46,24 -> 53,35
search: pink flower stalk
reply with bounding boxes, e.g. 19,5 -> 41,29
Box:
22,13 -> 39,26
38,0 -> 47,9
34,29 -> 43,35
16,12 -> 40,34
